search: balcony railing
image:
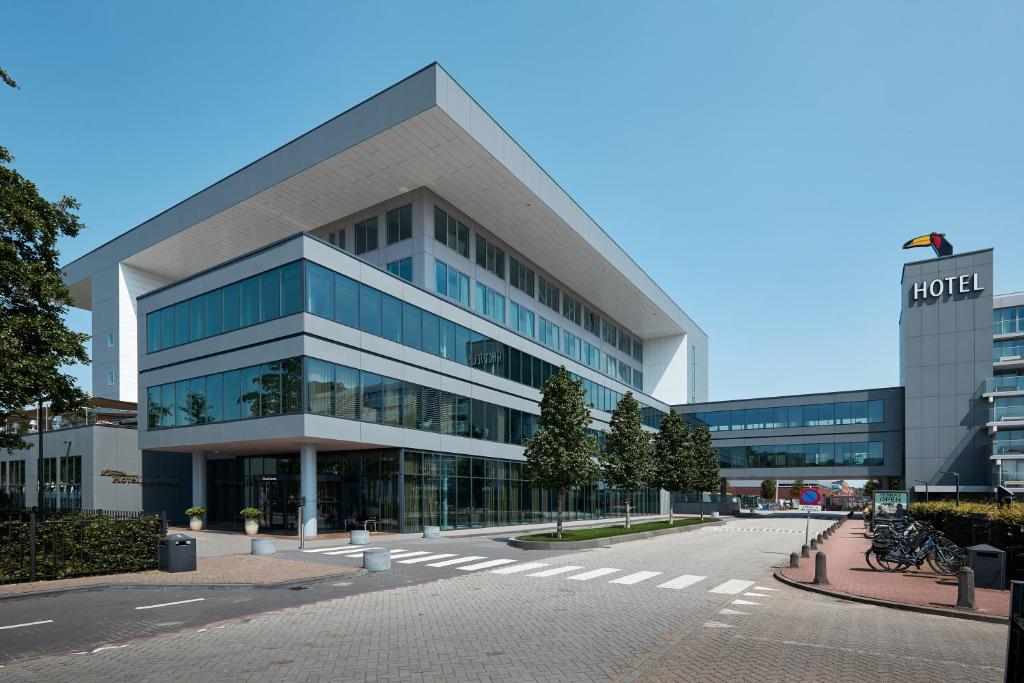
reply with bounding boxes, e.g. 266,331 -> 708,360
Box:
3,409 -> 137,436
992,406 -> 1024,423
986,376 -> 1024,393
995,438 -> 1024,457
995,319 -> 1024,336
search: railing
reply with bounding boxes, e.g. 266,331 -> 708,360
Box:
1006,581 -> 1024,679
0,509 -> 165,584
992,406 -> 1024,423
995,319 -> 1024,336
987,376 -> 1024,393
3,409 -> 137,436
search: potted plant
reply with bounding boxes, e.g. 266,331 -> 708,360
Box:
240,507 -> 262,536
186,506 -> 206,532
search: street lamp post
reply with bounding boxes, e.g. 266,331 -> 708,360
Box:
915,480 -> 929,502
939,471 -> 960,506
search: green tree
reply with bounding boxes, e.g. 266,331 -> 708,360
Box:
1,71 -> 90,452
760,479 -> 777,500
600,391 -> 653,529
690,422 -> 720,519
652,409 -> 692,525
863,479 -> 880,498
790,479 -> 805,499
523,366 -> 598,538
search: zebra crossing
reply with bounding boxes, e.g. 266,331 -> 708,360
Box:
299,544 -> 767,596
709,527 -> 805,535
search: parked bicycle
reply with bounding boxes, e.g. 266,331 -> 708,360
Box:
864,519 -> 963,575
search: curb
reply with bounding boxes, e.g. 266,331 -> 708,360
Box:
772,568 -> 1008,624
507,519 -> 724,550
0,570 -> 362,603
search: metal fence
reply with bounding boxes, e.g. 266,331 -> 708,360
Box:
0,509 -> 166,584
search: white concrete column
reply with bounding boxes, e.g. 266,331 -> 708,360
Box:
191,451 -> 207,508
300,443 -> 318,538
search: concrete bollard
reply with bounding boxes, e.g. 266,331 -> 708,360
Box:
816,533 -> 823,544
810,538 -> 818,550
956,567 -> 976,609
363,548 -> 391,572
801,544 -> 810,558
350,529 -> 370,545
824,529 -> 830,539
789,552 -> 800,568
423,525 -> 441,539
251,538 -> 277,555
814,551 -> 829,585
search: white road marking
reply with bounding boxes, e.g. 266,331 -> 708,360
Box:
458,559 -> 518,571
732,599 -> 760,606
91,645 -> 130,653
0,620 -> 54,631
719,608 -> 748,615
387,551 -> 432,560
527,565 -> 584,577
702,621 -> 735,628
656,574 -> 706,590
324,547 -> 389,556
427,555 -> 487,567
491,562 -> 549,574
610,571 -> 663,585
301,546 -> 349,553
399,553 -> 456,564
709,579 -> 756,594
566,568 -> 620,581
754,586 -> 779,591
135,598 -> 206,611
745,592 -> 771,598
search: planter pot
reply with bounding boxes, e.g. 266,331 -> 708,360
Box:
423,525 -> 441,539
244,519 -> 260,536
350,529 -> 370,545
189,516 -> 203,532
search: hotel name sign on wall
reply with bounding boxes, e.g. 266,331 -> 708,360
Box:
910,273 -> 984,301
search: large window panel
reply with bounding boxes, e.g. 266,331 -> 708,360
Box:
160,307 -> 174,351
240,365 -> 261,419
381,293 -> 402,343
440,319 -> 456,361
402,303 -> 422,350
222,282 -> 241,333
335,364 -> 360,420
147,313 -> 161,353
359,285 -> 382,336
206,288 -> 223,337
422,311 -> 440,356
241,276 -> 260,328
188,376 -> 207,424
306,262 -> 334,318
360,371 -> 382,423
281,357 -> 303,414
206,372 -> 223,423
334,273 -> 359,328
260,270 -> 281,322
173,302 -> 189,346
402,382 -> 420,429
175,380 -> 190,427
222,370 -> 241,421
381,376 -> 402,426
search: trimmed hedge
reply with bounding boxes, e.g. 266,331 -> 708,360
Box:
907,501 -> 1024,582
1,514 -> 163,583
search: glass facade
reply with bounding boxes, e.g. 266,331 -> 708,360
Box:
146,261 -> 302,352
386,204 -> 412,245
986,375 -> 1024,393
992,397 -> 1024,423
433,206 -> 469,258
692,400 -> 884,432
475,234 -> 505,279
994,431 -> 1024,456
995,306 -> 1024,335
718,441 -> 885,468
386,257 -> 413,282
148,259 -> 663,422
995,339 -> 1024,361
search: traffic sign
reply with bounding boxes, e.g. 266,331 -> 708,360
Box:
799,488 -> 822,506
799,504 -> 823,511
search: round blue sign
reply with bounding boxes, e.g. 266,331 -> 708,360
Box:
799,488 -> 822,505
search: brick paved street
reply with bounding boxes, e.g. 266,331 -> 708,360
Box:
781,519 -> 1008,617
0,517 -> 1005,682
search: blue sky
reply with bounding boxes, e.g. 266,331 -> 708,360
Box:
3,1 -> 1022,401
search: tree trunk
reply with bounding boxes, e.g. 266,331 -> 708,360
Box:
556,490 -> 565,539
668,495 -> 674,525
625,498 -> 631,529
699,491 -> 704,520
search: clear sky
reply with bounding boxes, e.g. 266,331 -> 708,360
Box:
3,1 -> 1022,401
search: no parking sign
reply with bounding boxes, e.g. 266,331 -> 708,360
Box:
799,488 -> 822,511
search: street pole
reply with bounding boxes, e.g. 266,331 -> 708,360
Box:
805,508 -> 810,548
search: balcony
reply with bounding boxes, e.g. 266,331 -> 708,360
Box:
995,318 -> 1024,337
994,437 -> 1024,457
985,375 -> 1024,396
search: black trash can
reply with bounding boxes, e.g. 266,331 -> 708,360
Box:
158,533 -> 197,573
965,543 -> 1006,589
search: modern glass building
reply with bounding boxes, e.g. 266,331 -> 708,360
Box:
58,64 -> 707,534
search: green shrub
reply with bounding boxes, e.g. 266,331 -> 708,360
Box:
185,506 -> 206,518
240,507 -> 262,520
0,514 -> 163,582
909,501 -> 1024,582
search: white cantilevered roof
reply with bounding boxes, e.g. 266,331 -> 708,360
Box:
63,63 -> 703,340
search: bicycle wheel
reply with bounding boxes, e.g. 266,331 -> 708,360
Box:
875,551 -> 908,572
928,542 -> 963,576
865,548 -> 883,571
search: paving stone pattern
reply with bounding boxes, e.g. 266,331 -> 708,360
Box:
0,518 -> 1005,682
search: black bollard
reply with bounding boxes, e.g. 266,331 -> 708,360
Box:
790,552 -> 800,568
814,551 -> 829,585
817,533 -> 823,543
956,567 -> 976,609
810,538 -> 818,550
801,544 -> 810,558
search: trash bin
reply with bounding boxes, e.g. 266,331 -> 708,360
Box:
965,543 -> 1006,589
158,533 -> 197,573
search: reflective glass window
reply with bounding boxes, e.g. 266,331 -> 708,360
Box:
260,270 -> 281,322
240,365 -> 260,418
403,303 -> 422,350
174,302 -> 189,346
335,364 -> 360,419
422,311 -> 440,356
306,263 -> 334,318
222,282 -> 241,332
334,273 -> 359,328
222,370 -> 240,421
206,288 -> 223,337
281,261 -> 302,315
241,277 -> 260,327
381,293 -> 402,343
361,371 -> 382,423
359,285 -> 381,336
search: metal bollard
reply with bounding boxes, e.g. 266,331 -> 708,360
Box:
816,533 -> 823,543
814,551 -> 829,585
789,552 -> 800,568
956,567 -> 976,609
810,538 -> 818,550
801,544 -> 810,558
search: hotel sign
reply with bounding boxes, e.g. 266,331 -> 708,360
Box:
910,273 -> 983,301
100,468 -> 180,487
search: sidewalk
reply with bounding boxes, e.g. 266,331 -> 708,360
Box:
0,555 -> 359,598
780,519 -> 1009,618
